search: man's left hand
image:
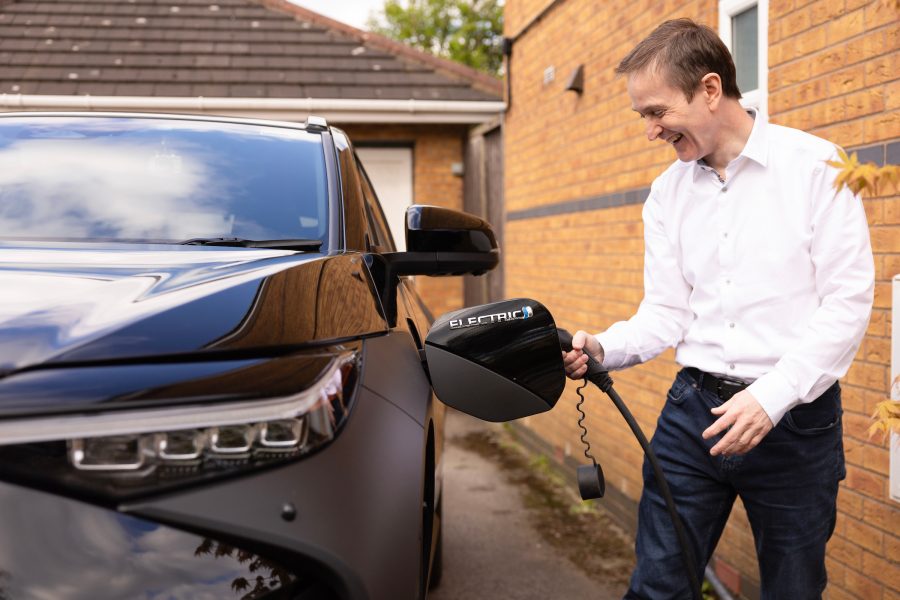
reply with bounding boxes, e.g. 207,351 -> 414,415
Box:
702,390 -> 774,456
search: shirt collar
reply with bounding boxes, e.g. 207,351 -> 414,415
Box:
693,108 -> 768,180
739,108 -> 768,167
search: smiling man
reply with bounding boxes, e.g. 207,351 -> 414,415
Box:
562,19 -> 874,600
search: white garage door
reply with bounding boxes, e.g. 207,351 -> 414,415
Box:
356,147 -> 414,251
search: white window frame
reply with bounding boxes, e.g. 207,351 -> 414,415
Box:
719,0 -> 768,118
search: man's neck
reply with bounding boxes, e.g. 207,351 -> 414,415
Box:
701,104 -> 755,177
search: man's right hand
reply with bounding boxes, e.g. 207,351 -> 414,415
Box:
562,330 -> 604,380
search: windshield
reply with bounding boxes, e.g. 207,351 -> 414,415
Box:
0,116 -> 329,247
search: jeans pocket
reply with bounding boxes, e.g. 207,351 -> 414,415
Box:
666,374 -> 691,406
782,384 -> 841,436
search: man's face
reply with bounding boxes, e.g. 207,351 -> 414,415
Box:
627,67 -> 714,163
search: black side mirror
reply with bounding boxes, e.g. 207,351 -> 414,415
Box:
386,205 -> 499,277
367,205 -> 500,327
424,298 -> 565,422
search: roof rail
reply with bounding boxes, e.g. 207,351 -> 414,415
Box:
304,115 -> 328,131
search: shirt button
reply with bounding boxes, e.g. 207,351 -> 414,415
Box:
729,322 -> 735,328
723,232 -> 729,238
726,279 -> 732,285
729,364 -> 735,370
722,186 -> 728,192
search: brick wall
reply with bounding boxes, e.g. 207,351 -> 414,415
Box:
341,123 -> 467,319
503,0 -> 899,598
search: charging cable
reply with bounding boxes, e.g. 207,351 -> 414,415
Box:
558,329 -> 702,600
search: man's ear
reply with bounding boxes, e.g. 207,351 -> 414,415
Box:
700,73 -> 723,110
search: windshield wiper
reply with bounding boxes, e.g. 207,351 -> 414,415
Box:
178,237 -> 323,251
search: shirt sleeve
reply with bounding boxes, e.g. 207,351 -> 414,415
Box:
747,154 -> 874,426
595,182 -> 694,369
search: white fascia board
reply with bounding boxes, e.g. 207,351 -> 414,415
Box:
0,94 -> 506,124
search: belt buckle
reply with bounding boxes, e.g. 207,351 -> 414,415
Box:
716,376 -> 746,400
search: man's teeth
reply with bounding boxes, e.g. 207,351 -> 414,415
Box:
669,134 -> 683,144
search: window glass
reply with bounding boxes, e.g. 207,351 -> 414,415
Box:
356,158 -> 396,252
0,116 -> 329,245
733,5 -> 759,93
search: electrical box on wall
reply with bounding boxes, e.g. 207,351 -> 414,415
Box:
891,275 -> 900,503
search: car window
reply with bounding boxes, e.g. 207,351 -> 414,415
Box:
0,116 -> 329,246
356,157 -> 396,253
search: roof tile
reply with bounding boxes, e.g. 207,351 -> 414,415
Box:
0,0 -> 501,102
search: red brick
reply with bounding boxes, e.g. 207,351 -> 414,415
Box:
826,583 -> 859,600
862,549 -> 900,588
864,336 -> 891,364
864,110 -> 900,144
826,7 -> 865,44
866,0 -> 900,28
810,0 -> 848,26
866,54 -> 898,86
843,563 -> 885,598
845,517 -> 884,553
828,64 -> 868,94
862,499 -> 900,536
838,486 -> 866,519
713,557 -> 742,595
828,534 -> 864,570
844,465 -> 886,499
782,8 -> 812,38
772,0 -> 796,17
886,200 -> 900,224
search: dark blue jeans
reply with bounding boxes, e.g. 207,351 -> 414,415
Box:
625,369 -> 844,600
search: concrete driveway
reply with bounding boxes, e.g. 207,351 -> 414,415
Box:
429,410 -> 629,600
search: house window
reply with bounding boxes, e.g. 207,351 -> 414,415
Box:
719,0 -> 768,117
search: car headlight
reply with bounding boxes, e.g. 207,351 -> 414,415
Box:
0,352 -> 358,502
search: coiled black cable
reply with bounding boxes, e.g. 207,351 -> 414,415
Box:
574,378 -> 597,467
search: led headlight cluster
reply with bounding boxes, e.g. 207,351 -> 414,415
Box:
68,417 -> 311,471
0,353 -> 358,499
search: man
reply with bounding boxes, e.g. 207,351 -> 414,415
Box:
562,19 -> 873,600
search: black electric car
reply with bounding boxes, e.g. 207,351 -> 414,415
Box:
0,113 -> 499,600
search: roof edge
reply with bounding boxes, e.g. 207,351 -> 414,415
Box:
257,0 -> 503,99
0,94 -> 507,124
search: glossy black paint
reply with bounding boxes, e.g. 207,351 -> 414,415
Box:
425,298 -> 565,411
0,113 -> 496,600
0,481 -> 324,599
0,249 -> 386,373
406,205 -> 498,253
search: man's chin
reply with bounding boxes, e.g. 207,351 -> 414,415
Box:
674,147 -> 700,163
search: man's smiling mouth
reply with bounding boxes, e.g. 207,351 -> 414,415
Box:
668,133 -> 684,145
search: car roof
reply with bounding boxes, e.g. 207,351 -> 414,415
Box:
0,111 -> 327,134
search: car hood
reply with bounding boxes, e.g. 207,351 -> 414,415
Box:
0,243 -> 387,374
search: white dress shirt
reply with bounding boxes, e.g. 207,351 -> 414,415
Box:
596,112 -> 875,426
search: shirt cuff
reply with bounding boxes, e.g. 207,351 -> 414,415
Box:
594,331 -> 623,370
747,370 -> 799,427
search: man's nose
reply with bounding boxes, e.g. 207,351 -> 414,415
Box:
646,121 -> 662,141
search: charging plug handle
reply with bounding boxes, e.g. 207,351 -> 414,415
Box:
557,328 -> 612,391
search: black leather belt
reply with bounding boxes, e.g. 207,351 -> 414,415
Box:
684,367 -> 750,401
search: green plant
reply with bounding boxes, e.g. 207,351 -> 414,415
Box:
367,0 -> 504,74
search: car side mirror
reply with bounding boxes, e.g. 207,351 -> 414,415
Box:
366,205 -> 500,327
385,205 -> 499,277
424,298 -> 565,422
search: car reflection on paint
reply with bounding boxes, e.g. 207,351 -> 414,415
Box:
0,113 -> 499,600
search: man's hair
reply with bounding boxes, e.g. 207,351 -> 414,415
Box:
615,18 -> 742,101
